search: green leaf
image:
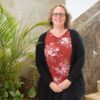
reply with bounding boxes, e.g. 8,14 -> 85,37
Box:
2,91 -> 8,97
4,80 -> 14,90
14,82 -> 24,90
9,90 -> 15,97
13,90 -> 23,100
3,98 -> 8,100
14,90 -> 21,96
28,86 -> 36,98
13,95 -> 23,100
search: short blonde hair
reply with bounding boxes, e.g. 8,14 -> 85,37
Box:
48,4 -> 71,28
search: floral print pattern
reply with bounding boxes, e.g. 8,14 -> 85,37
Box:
45,31 -> 72,84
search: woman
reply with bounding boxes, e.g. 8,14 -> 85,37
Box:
36,4 -> 85,100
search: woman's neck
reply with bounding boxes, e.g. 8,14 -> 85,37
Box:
50,27 -> 67,37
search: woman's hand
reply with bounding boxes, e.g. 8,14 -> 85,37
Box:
58,79 -> 72,90
49,82 -> 63,93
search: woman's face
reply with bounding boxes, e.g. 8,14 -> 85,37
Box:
52,6 -> 66,28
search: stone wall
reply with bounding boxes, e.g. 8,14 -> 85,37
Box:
72,1 -> 100,94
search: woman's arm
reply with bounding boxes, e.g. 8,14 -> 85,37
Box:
67,30 -> 85,83
36,34 -> 52,85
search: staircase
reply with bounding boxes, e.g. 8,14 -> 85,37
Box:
85,92 -> 100,100
71,0 -> 100,95
85,80 -> 100,100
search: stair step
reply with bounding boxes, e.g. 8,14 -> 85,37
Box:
85,92 -> 100,100
97,80 -> 100,92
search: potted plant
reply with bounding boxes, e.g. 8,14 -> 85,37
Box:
0,2 -> 48,100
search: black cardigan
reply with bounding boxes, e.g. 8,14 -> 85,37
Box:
36,29 -> 85,97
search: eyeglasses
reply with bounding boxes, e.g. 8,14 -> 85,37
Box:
52,13 -> 66,17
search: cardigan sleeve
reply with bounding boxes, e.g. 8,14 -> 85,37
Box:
67,30 -> 85,83
36,34 -> 52,85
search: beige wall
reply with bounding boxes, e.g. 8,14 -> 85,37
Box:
0,0 -> 65,25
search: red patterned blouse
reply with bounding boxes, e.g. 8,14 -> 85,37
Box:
45,31 -> 72,84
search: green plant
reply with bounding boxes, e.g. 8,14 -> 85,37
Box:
28,86 -> 36,99
0,2 -> 48,100
0,80 -> 24,100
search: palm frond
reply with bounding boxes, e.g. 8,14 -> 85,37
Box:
0,2 -> 49,83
